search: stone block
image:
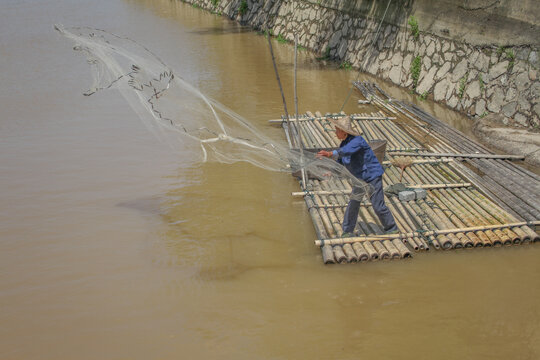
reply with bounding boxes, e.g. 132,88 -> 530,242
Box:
466,81 -> 481,99
475,99 -> 486,116
399,191 -> 416,202
435,62 -> 451,80
502,101 -> 517,117
514,113 -> 528,126
515,72 -> 531,92
487,87 -> 505,112
451,59 -> 469,82
434,79 -> 451,101
417,67 -> 438,94
489,61 -> 509,80
413,188 -> 427,200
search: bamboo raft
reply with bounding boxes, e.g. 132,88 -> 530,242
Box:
270,85 -> 540,264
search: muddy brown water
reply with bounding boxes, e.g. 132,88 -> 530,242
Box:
1,0 -> 539,359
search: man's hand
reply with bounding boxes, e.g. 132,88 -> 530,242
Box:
316,150 -> 332,159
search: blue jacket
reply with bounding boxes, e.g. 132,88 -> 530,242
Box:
332,135 -> 384,182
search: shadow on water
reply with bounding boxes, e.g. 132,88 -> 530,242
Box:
188,26 -> 253,36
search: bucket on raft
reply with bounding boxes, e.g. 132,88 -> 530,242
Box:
368,139 -> 387,164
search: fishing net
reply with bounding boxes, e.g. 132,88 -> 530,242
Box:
55,25 -> 371,197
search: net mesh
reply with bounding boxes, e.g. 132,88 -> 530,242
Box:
55,25 -> 371,195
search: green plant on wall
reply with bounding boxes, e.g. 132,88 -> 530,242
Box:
410,56 -> 421,88
478,73 -> 484,92
316,47 -> 331,61
505,49 -> 515,71
458,74 -> 467,98
238,0 -> 248,16
277,34 -> 287,43
339,61 -> 352,70
211,0 -> 219,7
419,91 -> 428,101
408,16 -> 419,40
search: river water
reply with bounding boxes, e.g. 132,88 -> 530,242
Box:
1,0 -> 539,359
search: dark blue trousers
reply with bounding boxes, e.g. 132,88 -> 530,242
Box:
342,176 -> 397,234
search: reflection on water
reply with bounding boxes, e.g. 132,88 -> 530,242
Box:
1,0 -> 539,359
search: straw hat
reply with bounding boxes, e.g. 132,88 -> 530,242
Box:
327,115 -> 361,136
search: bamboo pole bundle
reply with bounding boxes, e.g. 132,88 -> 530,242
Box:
376,119 -> 412,150
333,245 -> 348,263
420,163 -> 513,245
342,243 -> 359,262
437,163 -> 535,243
364,117 -> 396,148
314,221 -> 540,246
305,120 -> 330,148
428,191 -> 482,247
310,193 -> 338,238
408,162 -> 498,246
417,199 -> 464,249
317,180 -> 347,237
352,242 -> 370,261
321,245 -> 335,264
468,189 -> 534,243
312,118 -> 338,147
399,163 -> 470,247
383,239 -> 402,259
304,195 -> 335,264
407,200 -> 447,249
373,241 -> 390,259
377,111 -> 424,150
374,115 -> 416,150
392,239 -> 413,258
362,241 -> 379,260
405,156 -> 520,246
383,166 -> 440,249
395,100 -> 540,218
387,197 -> 425,250
316,193 -> 343,238
386,199 -> 420,250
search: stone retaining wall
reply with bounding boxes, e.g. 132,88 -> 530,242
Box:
182,0 -> 540,129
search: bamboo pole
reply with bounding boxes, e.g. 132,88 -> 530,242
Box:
383,239 -> 401,259
438,163 -> 534,243
384,165 -> 436,249
352,242 -> 370,261
362,241 -> 379,260
420,163 -> 510,246
409,162 -> 495,246
267,33 -> 293,145
267,115 -> 397,124
388,152 -> 525,160
392,239 -> 413,258
314,221 -> 540,246
304,195 -> 335,264
333,245 -> 348,263
342,243 -> 359,262
387,197 -> 424,250
292,183 -> 472,197
373,241 -> 390,260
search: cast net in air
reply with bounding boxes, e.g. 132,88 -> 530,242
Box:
54,25 -> 371,199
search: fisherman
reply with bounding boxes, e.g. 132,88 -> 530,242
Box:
316,115 -> 398,236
